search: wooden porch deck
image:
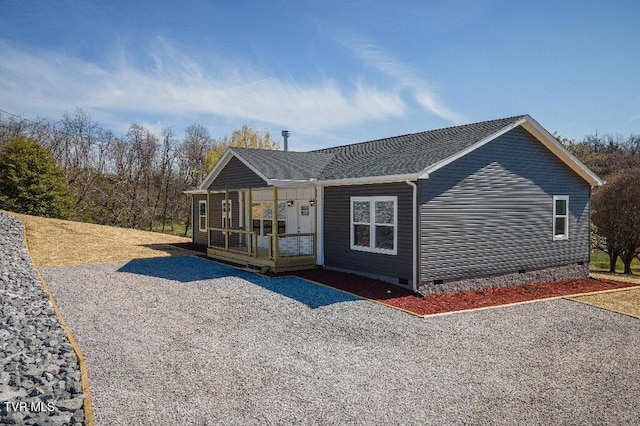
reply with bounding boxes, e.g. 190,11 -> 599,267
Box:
206,246 -> 317,273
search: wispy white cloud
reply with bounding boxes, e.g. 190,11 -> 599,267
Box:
0,38 -> 405,136
338,34 -> 466,124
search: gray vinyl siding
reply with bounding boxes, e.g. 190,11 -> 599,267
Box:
191,192 -> 241,246
324,183 -> 414,282
192,194 -> 208,245
209,192 -> 241,248
419,126 -> 591,283
208,157 -> 268,190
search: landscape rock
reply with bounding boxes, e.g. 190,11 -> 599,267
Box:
0,388 -> 28,401
56,396 -> 85,411
0,212 -> 86,424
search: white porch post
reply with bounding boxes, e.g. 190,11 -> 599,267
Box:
248,188 -> 253,256
224,190 -> 229,250
272,186 -> 278,260
207,190 -> 211,247
316,185 -> 324,265
313,186 -> 317,258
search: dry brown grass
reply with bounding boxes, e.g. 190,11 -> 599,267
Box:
569,287 -> 640,319
568,273 -> 640,319
590,272 -> 640,284
6,211 -> 193,267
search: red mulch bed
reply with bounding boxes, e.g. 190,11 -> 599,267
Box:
285,269 -> 638,316
172,244 -> 638,316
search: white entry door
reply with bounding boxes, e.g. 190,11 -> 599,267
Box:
296,202 -> 313,255
297,202 -> 313,233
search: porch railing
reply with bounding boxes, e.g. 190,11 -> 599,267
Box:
208,228 -> 316,261
208,227 -> 258,257
267,233 -> 315,259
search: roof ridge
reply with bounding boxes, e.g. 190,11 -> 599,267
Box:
311,115 -> 528,153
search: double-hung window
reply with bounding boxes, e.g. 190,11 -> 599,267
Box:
553,195 -> 569,240
198,200 -> 207,232
350,196 -> 397,255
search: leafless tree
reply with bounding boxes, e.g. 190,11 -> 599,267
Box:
592,168 -> 640,274
175,123 -> 216,235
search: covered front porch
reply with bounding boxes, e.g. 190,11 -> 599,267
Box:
206,186 -> 318,272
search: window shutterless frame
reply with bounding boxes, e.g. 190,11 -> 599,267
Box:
350,196 -> 398,255
553,195 -> 569,240
198,200 -> 207,232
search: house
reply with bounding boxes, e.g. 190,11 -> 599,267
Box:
186,115 -> 603,294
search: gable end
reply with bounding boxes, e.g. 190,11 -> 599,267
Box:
419,115 -> 602,187
207,156 -> 268,190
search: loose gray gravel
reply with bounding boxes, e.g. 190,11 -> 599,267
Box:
0,212 -> 86,425
39,254 -> 640,425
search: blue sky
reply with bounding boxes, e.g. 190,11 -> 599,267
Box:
1,0 -> 638,150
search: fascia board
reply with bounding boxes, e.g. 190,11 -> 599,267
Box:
199,148 -> 271,190
267,179 -> 317,186
520,117 -> 604,187
418,118 -> 527,179
417,115 -> 604,187
198,149 -> 234,190
318,173 -> 419,186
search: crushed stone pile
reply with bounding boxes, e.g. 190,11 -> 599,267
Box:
0,212 -> 86,425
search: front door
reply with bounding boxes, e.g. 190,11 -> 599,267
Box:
296,202 -> 313,255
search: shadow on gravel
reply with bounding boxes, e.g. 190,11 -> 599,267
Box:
118,256 -> 361,309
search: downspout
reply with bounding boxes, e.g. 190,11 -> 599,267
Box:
405,179 -> 419,294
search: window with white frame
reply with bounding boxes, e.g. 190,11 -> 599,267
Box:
198,200 -> 207,232
350,196 -> 397,255
553,195 -> 569,240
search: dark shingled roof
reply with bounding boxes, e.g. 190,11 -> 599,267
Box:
232,116 -> 527,181
231,148 -> 334,180
312,115 -> 526,180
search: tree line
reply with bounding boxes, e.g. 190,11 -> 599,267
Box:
561,133 -> 640,273
1,109 -> 638,273
0,109 -> 278,235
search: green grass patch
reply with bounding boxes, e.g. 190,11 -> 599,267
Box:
135,218 -> 192,238
150,221 -> 192,238
591,250 -> 640,274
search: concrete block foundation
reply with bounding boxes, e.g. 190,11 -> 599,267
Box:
419,263 -> 590,295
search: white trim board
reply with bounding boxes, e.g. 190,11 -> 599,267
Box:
196,116 -> 603,191
198,148 -> 271,190
418,115 -> 603,187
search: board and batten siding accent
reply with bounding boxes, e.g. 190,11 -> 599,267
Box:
192,194 -> 208,245
208,156 -> 268,191
323,183 -> 414,285
419,126 -> 591,284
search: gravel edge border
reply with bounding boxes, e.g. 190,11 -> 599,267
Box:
12,213 -> 94,426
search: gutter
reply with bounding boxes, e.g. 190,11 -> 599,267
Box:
405,179 -> 419,294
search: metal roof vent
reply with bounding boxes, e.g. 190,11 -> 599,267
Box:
282,130 -> 290,151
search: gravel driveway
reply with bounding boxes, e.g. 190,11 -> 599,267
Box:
41,256 -> 640,425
